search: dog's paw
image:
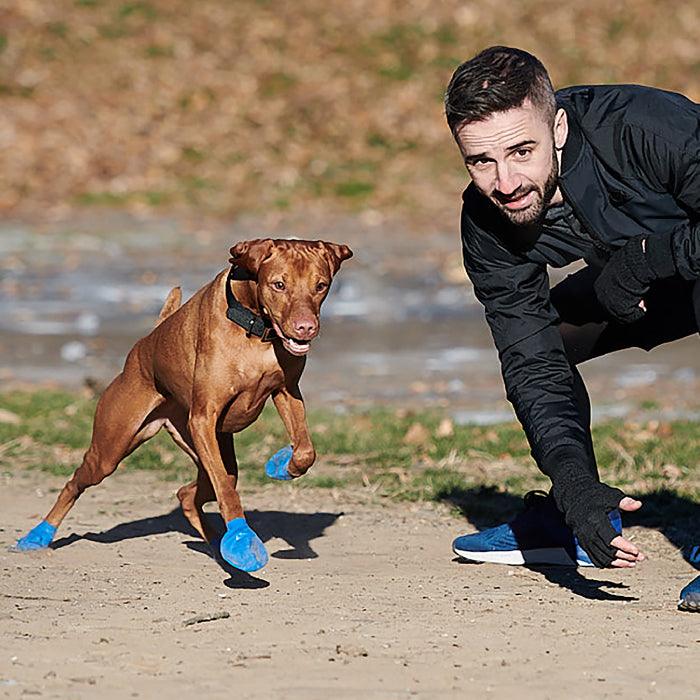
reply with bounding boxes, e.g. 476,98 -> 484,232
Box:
220,518 -> 268,572
265,445 -> 294,481
12,520 -> 57,552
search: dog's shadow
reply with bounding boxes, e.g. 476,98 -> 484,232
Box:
51,508 -> 342,589
442,485 -> 699,602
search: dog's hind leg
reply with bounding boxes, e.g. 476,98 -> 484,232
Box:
14,368 -> 165,551
177,432 -> 237,546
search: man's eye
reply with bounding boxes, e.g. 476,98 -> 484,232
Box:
273,280 -> 286,291
514,149 -> 531,159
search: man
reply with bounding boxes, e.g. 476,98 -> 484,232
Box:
444,46 -> 699,610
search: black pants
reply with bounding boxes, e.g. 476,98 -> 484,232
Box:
550,265 -> 700,478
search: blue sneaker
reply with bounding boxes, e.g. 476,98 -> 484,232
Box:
685,544 -> 700,568
452,491 -> 621,567
679,575 -> 700,612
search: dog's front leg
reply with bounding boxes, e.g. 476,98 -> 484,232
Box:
188,400 -> 268,572
266,386 -> 316,480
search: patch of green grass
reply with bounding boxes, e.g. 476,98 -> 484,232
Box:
98,23 -> 129,40
273,197 -> 290,209
378,64 -> 414,81
434,24 -> 457,46
145,43 -> 174,58
75,190 -> 172,206
0,83 -> 35,98
47,22 -> 69,38
607,17 -> 626,40
181,146 -> 206,162
367,133 -> 417,152
260,71 -> 298,96
118,2 -> 157,20
1,390 -> 697,529
334,180 -> 375,197
75,191 -> 130,206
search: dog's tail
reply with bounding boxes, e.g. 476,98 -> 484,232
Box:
155,286 -> 182,326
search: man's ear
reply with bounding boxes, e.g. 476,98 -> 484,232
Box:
553,108 -> 568,150
229,239 -> 274,274
321,242 -> 353,275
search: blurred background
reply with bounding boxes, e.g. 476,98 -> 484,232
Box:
2,0 -> 699,423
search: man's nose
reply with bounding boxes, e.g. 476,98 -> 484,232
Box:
494,161 -> 521,196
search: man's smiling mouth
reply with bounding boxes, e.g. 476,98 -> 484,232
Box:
498,189 -> 536,210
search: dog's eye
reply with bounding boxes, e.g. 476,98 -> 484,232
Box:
273,281 -> 286,291
316,282 -> 328,293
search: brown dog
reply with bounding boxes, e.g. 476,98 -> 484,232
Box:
15,238 -> 353,572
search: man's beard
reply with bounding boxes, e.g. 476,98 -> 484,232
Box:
492,148 -> 559,227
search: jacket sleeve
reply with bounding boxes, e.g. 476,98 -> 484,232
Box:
461,210 -> 590,464
623,105 -> 700,279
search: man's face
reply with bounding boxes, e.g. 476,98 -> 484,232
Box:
454,100 -> 565,226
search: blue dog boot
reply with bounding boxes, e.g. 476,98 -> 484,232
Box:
265,445 -> 294,481
679,574 -> 700,612
219,518 -> 268,572
14,520 -> 57,552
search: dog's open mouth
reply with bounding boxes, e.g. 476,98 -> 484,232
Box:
271,322 -> 312,356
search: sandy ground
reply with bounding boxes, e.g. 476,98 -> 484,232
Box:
1,468 -> 698,700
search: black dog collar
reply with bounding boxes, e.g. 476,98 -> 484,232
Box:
225,266 -> 276,342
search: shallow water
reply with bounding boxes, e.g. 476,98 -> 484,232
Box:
1,215 -> 698,424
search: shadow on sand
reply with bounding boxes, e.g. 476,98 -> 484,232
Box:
51,507 -> 342,589
441,485 -> 698,602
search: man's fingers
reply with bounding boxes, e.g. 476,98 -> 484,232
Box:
611,558 -> 637,568
611,534 -> 639,554
618,496 -> 642,512
614,549 -> 638,562
611,535 -> 646,561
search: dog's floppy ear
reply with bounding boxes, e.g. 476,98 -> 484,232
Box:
322,242 -> 353,275
229,239 -> 274,274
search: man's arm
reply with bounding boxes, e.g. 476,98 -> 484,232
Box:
593,101 -> 700,321
462,213 -> 638,567
633,122 -> 700,280
461,215 -> 587,460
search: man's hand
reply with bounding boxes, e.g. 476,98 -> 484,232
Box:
609,496 -> 645,568
543,446 -> 646,567
593,237 -> 652,323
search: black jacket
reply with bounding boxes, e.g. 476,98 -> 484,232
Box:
461,84 -> 700,465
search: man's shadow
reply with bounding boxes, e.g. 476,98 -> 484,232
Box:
51,507 -> 342,589
439,484 -> 698,602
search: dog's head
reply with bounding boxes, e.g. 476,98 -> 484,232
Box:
229,238 -> 353,356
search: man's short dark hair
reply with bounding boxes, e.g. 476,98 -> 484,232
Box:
445,46 -> 556,132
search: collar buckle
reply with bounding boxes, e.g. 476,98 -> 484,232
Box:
245,317 -> 256,338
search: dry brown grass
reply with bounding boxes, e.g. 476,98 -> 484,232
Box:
1,0 -> 699,223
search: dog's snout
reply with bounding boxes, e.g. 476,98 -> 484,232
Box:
292,317 -> 318,339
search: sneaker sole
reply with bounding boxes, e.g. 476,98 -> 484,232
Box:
452,545 -> 593,567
